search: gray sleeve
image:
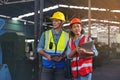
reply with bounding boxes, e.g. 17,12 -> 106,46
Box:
89,38 -> 98,56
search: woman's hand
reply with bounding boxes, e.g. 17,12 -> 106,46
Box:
77,47 -> 94,57
76,47 -> 86,53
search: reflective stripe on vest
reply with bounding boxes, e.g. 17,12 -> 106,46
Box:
72,63 -> 92,71
42,29 -> 69,68
70,35 -> 92,78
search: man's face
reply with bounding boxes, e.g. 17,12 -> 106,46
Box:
52,19 -> 62,29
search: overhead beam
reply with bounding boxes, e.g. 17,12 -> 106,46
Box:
0,0 -> 34,5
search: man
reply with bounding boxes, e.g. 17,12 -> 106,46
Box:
37,11 -> 69,80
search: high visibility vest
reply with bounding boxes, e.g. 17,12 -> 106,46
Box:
69,35 -> 92,78
42,29 -> 69,68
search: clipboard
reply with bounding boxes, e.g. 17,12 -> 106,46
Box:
79,41 -> 93,51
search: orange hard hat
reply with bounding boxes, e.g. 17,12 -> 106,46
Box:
70,18 -> 81,25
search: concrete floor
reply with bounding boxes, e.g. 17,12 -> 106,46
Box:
92,59 -> 120,80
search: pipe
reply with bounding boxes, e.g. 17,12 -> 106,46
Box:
88,0 -> 91,37
34,0 -> 39,80
38,0 -> 44,80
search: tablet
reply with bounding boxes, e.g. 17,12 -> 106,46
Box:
51,54 -> 63,58
80,41 -> 93,51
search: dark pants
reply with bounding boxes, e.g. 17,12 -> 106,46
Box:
40,67 -> 65,80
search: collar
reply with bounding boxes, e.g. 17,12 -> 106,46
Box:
52,28 -> 62,35
74,34 -> 84,41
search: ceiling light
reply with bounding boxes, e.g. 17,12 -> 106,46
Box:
12,17 -> 19,20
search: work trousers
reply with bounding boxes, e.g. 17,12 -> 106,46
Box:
40,66 -> 65,80
74,73 -> 92,80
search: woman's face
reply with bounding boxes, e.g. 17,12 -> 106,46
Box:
52,19 -> 62,29
71,23 -> 82,35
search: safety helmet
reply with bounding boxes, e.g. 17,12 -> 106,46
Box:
70,18 -> 81,26
50,11 -> 66,22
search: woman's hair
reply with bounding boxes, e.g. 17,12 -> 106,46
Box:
70,29 -> 85,37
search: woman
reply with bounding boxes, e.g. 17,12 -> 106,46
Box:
66,18 -> 98,80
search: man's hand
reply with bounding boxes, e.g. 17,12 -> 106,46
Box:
51,56 -> 64,62
46,54 -> 52,61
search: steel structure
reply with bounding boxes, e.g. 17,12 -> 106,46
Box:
0,0 -> 34,5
